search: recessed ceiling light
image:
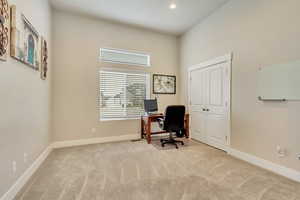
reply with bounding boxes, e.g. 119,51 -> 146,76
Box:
169,3 -> 177,10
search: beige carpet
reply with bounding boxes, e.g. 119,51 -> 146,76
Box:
15,140 -> 300,200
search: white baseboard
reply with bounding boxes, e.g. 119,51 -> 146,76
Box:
0,134 -> 140,200
51,134 -> 140,149
3,136 -> 299,200
0,146 -> 52,200
228,148 -> 300,183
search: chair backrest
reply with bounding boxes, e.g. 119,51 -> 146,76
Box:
163,105 -> 186,132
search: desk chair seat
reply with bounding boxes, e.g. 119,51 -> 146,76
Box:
158,105 -> 186,149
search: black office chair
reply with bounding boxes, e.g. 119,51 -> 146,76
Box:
158,105 -> 186,149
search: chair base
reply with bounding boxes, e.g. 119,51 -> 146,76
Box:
160,138 -> 184,149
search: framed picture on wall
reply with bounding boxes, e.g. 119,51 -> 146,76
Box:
153,74 -> 176,94
10,5 -> 40,70
40,37 -> 48,80
0,0 -> 10,61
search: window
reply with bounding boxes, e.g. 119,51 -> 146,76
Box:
99,70 -> 150,120
100,48 -> 151,67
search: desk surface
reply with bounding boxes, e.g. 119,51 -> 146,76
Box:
142,113 -> 163,118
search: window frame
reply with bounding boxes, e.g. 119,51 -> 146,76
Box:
100,48 -> 151,67
99,69 -> 150,121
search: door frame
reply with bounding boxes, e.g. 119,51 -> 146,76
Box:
188,53 -> 232,150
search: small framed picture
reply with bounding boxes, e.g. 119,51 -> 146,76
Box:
153,74 -> 176,94
40,37 -> 48,80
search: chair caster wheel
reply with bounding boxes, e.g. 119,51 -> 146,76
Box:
162,144 -> 165,147
181,142 -> 184,145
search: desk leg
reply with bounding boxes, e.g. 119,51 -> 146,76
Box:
146,118 -> 151,144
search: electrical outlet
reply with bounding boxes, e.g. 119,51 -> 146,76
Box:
12,161 -> 17,174
24,153 -> 28,163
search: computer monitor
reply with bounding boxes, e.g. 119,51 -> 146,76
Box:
144,99 -> 158,113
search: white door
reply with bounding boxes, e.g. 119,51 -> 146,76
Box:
189,55 -> 231,151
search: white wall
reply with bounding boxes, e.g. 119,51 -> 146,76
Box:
51,10 -> 180,142
180,0 -> 300,171
0,0 -> 52,197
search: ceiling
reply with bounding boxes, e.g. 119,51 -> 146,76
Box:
50,0 -> 229,35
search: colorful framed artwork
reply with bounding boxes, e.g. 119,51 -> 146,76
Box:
40,37 -> 48,80
0,0 -> 9,61
10,5 -> 40,70
153,74 -> 176,94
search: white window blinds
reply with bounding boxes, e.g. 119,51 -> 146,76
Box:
99,70 -> 149,120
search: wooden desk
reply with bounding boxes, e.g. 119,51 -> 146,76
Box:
141,114 -> 190,144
